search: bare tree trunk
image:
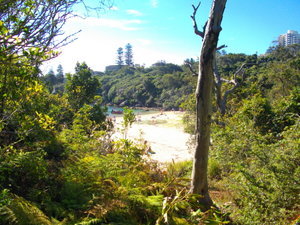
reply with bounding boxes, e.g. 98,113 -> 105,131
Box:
190,0 -> 227,210
215,62 -> 254,116
213,54 -> 227,116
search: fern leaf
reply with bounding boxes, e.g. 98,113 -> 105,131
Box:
0,195 -> 52,225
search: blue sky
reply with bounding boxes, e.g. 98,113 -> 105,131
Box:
43,0 -> 300,73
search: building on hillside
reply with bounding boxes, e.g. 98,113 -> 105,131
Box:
105,65 -> 124,73
278,30 -> 300,46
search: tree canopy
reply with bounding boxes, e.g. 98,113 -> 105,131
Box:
124,43 -> 134,66
65,62 -> 101,111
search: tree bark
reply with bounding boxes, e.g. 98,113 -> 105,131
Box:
214,62 -> 253,116
190,0 -> 227,210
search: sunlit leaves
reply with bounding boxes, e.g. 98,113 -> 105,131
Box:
35,112 -> 55,131
0,20 -> 8,35
65,62 -> 101,111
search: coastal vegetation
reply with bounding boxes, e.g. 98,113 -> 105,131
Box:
0,0 -> 299,224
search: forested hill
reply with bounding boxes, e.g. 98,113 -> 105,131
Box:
98,44 -> 300,111
99,62 -> 194,109
42,44 -> 300,112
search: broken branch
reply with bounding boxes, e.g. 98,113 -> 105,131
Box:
216,44 -> 227,51
184,59 -> 198,76
191,2 -> 205,38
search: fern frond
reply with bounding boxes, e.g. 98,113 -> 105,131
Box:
0,205 -> 18,224
75,218 -> 103,225
0,195 -> 52,225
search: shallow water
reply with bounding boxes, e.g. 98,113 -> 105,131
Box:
106,106 -> 157,116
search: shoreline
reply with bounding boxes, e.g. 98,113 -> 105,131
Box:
106,105 -> 183,117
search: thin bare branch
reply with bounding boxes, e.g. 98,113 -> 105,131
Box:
233,63 -> 254,80
214,62 -> 256,115
216,44 -> 227,51
184,59 -> 198,76
221,78 -> 236,85
191,2 -> 205,38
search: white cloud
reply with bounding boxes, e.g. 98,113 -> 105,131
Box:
151,0 -> 158,8
126,9 -> 143,16
42,36 -> 195,74
42,33 -> 126,73
41,13 -> 197,74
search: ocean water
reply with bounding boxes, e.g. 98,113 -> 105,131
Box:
106,106 -> 156,116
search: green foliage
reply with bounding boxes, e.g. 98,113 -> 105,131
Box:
41,65 -> 65,94
124,43 -> 134,66
231,120 -> 300,224
216,53 -> 248,77
156,189 -> 230,225
122,107 -> 136,138
207,51 -> 300,223
266,44 -> 300,61
1,2 -> 299,223
211,107 -> 300,224
0,193 -> 52,225
272,87 -> 300,133
166,160 -> 193,179
208,158 -> 222,180
0,147 -> 51,199
76,218 -> 103,225
116,47 -> 124,66
0,189 -> 11,208
65,62 -> 101,111
47,94 -> 74,130
55,136 -> 168,224
264,61 -> 300,100
156,189 -> 191,225
123,107 -> 136,129
240,94 -> 275,134
71,103 -> 106,135
99,61 -> 194,109
180,94 -> 196,134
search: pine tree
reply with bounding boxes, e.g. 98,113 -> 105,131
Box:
56,64 -> 64,83
116,47 -> 124,66
124,43 -> 134,66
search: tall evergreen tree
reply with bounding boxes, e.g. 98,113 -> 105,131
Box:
125,43 -> 134,66
116,47 -> 124,66
56,64 -> 64,83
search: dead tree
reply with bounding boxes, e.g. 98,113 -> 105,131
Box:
190,0 -> 227,210
185,47 -> 255,117
214,62 -> 254,115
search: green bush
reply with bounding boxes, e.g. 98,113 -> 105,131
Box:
208,158 -> 222,180
211,114 -> 300,224
166,160 -> 193,179
0,149 -> 48,197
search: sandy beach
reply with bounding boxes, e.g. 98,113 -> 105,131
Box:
112,111 -> 193,163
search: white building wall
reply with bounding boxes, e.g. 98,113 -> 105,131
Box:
278,30 -> 300,46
